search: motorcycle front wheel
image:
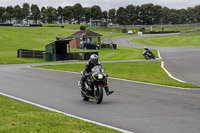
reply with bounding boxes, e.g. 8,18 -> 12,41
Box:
95,85 -> 103,104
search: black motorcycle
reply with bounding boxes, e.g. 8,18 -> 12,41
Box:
143,50 -> 156,60
78,65 -> 107,104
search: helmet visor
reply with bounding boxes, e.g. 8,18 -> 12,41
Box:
92,59 -> 98,64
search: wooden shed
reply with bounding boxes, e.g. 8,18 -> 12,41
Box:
68,30 -> 102,49
44,39 -> 72,61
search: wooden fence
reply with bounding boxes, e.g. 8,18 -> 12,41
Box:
17,49 -> 44,58
17,49 -> 98,60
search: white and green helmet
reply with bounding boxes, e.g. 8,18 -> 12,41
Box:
90,54 -> 98,65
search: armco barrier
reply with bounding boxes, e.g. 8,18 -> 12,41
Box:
180,28 -> 200,33
0,24 -> 13,26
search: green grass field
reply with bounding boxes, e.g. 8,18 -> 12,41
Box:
131,31 -> 200,46
1,25 -> 200,64
34,62 -> 200,88
0,95 -> 120,133
0,26 -> 76,64
70,46 -> 156,61
0,26 -> 139,64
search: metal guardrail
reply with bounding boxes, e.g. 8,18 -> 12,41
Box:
109,23 -> 200,28
180,28 -> 200,33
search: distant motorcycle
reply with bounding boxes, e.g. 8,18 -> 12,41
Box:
78,65 -> 107,104
143,50 -> 156,60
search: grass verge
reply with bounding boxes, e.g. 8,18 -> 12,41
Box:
0,25 -> 200,64
131,31 -> 200,46
34,61 -> 200,88
0,95 -> 120,133
0,26 -> 138,64
70,46 -> 157,61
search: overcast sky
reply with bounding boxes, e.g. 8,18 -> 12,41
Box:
1,0 -> 199,10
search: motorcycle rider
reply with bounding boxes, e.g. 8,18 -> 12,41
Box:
143,47 -> 155,59
80,54 -> 114,95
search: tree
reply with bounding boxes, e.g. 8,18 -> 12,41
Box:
0,6 -> 6,22
1,3 -> 200,25
152,5 -> 163,24
140,3 -> 155,25
73,3 -> 84,24
126,4 -> 139,25
168,10 -> 180,24
13,5 -> 23,23
90,5 -> 102,20
31,4 -> 40,23
62,6 -> 73,23
177,9 -> 187,24
108,8 -> 116,23
2,12 -> 10,22
6,6 -> 13,23
43,6 -> 57,24
162,6 -> 170,24
102,10 -> 108,22
135,6 -> 141,24
84,7 -> 91,23
194,5 -> 200,23
22,3 -> 30,23
57,6 -> 63,24
116,7 -> 127,25
41,7 -> 46,23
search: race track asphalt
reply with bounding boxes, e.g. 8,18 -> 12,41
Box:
111,34 -> 200,85
0,34 -> 200,133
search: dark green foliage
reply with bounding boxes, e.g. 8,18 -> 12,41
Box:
1,3 -> 200,25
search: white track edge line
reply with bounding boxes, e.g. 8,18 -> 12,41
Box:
0,92 -> 133,133
129,39 -> 187,84
161,61 -> 186,83
156,49 -> 186,83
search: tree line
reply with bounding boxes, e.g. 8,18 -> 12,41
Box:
0,3 -> 200,25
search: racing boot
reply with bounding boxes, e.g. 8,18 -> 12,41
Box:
81,82 -> 90,96
104,86 -> 114,96
80,81 -> 86,92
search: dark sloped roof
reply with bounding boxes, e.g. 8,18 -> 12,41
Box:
69,30 -> 102,38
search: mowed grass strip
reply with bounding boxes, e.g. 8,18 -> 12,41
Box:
70,46 -> 156,61
0,26 -> 143,64
0,95 -> 120,133
0,25 -> 199,64
0,26 -> 75,64
34,62 -> 200,88
131,31 -> 200,46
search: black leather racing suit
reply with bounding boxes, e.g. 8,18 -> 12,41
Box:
81,61 -> 108,90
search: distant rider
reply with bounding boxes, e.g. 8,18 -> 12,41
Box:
143,47 -> 155,59
80,54 -> 114,95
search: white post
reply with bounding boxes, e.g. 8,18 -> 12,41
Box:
90,19 -> 92,27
